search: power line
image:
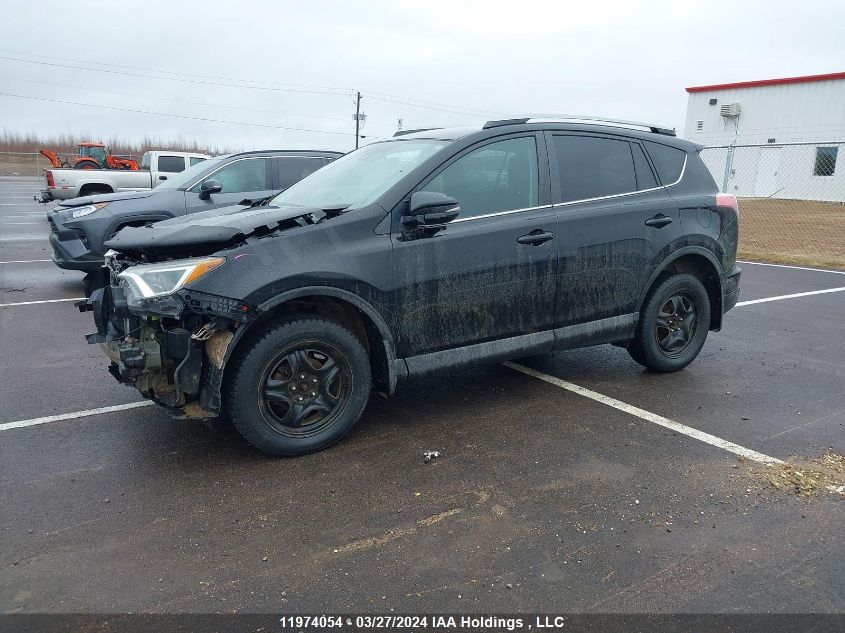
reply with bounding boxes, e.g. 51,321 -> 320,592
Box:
0,56 -> 353,97
0,49 -> 503,119
0,91 -> 390,138
0,46 -> 354,93
366,90 -> 504,116
367,94 -> 497,118
0,74 -> 351,123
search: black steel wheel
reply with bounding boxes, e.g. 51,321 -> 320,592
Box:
259,344 -> 351,437
225,317 -> 371,456
628,273 -> 711,372
654,291 -> 700,358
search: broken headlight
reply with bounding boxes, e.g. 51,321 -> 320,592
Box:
118,257 -> 225,300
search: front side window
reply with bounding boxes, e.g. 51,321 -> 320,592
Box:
420,136 -> 539,219
192,158 -> 268,193
813,146 -> 838,177
158,155 -> 186,173
553,136 -> 636,203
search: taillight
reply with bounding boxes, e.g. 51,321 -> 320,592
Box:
46,171 -> 55,188
716,193 -> 738,212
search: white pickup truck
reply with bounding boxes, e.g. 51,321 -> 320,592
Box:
37,150 -> 210,202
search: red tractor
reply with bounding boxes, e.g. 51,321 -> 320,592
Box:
40,142 -> 140,170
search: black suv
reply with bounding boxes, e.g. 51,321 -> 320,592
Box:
83,116 -> 740,456
48,150 -> 342,276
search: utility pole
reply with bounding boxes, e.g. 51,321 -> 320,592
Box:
354,91 -> 362,149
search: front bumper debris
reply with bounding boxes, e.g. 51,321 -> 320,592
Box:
80,280 -> 253,417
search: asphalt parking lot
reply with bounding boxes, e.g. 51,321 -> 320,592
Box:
1,175 -> 844,614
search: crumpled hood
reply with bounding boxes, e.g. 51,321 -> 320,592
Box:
59,189 -> 157,207
104,202 -> 319,252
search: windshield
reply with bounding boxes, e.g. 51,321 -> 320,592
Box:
154,157 -> 224,190
271,140 -> 449,209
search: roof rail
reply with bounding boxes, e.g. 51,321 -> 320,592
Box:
393,127 -> 442,137
483,115 -> 676,136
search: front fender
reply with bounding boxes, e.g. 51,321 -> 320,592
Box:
199,286 -> 401,416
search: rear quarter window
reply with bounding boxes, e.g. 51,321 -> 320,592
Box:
643,141 -> 687,185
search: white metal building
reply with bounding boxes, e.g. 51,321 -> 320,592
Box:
682,72 -> 845,201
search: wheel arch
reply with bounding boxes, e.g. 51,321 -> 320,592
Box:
221,286 -> 400,400
638,247 -> 725,330
79,183 -> 114,196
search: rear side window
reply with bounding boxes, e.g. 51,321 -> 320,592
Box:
277,157 -> 326,190
631,143 -> 658,190
157,155 -> 186,173
644,141 -> 686,185
189,156 -> 206,167
140,152 -> 151,170
552,136 -> 636,203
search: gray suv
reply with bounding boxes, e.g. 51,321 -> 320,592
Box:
48,149 -> 342,278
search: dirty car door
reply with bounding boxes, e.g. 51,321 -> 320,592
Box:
392,134 -> 557,358
548,133 -> 681,328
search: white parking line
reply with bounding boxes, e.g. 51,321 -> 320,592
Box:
0,401 -> 155,432
0,259 -> 51,264
0,297 -> 84,307
738,260 -> 845,275
504,361 -> 783,464
736,286 -> 845,307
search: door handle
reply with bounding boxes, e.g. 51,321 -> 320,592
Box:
517,229 -> 555,246
645,214 -> 673,228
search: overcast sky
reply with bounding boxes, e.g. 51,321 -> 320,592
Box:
1,0 -> 842,152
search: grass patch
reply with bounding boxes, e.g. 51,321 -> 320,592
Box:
737,198 -> 844,270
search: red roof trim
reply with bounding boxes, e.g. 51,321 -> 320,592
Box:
686,72 -> 845,93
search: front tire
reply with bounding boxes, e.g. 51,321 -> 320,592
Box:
224,317 -> 371,456
628,273 -> 711,372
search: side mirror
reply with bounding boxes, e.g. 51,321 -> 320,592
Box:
402,191 -> 460,227
198,179 -> 223,200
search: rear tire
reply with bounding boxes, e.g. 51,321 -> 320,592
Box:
224,317 -> 371,456
628,273 -> 711,372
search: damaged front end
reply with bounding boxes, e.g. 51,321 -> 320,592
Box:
80,252 -> 251,418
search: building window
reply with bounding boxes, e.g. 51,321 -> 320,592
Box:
696,120 -> 704,132
813,146 -> 838,177
767,138 -> 776,144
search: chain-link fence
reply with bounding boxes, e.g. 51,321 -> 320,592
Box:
700,141 -> 844,268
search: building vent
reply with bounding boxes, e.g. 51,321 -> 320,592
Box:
709,98 -> 718,105
696,120 -> 704,132
720,102 -> 741,117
